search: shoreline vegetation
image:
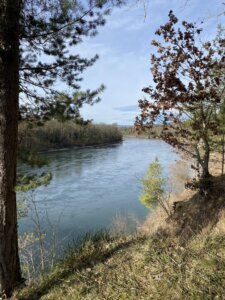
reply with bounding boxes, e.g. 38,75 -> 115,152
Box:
18,120 -> 123,152
18,121 -> 162,154
15,155 -> 225,299
120,125 -> 162,140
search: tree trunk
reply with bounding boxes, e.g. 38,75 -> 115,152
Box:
0,0 -> 22,296
222,133 -> 225,175
196,141 -> 210,179
201,135 -> 210,179
202,159 -> 210,178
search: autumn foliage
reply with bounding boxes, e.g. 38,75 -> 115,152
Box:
136,11 -> 225,179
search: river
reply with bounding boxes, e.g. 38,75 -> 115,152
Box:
18,138 -> 179,251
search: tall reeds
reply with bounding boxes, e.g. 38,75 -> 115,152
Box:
19,120 -> 123,152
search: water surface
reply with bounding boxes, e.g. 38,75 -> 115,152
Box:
19,138 -> 179,248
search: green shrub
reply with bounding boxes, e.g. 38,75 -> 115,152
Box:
140,158 -> 171,216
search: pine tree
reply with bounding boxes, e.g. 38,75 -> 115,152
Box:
0,0 -> 22,295
0,0 -> 124,295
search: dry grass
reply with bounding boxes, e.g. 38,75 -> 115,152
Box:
210,151 -> 225,176
18,120 -> 122,152
15,215 -> 225,300
140,154 -> 225,239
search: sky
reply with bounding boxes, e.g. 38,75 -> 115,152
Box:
75,0 -> 225,125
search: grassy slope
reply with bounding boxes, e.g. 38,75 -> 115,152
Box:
16,224 -> 225,299
15,161 -> 225,300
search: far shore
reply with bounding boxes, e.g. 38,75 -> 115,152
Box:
37,140 -> 123,154
123,135 -> 161,140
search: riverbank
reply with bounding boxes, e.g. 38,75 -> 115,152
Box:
19,120 -> 123,152
15,185 -> 225,299
15,156 -> 225,299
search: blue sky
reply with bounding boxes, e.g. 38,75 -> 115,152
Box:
77,0 -> 224,125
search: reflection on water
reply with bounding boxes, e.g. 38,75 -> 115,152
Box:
18,138 -> 179,248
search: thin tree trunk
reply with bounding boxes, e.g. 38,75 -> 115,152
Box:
196,143 -> 210,179
202,135 -> 210,179
0,0 -> 22,296
222,133 -> 225,175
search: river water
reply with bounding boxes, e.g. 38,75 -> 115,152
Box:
18,138 -> 179,250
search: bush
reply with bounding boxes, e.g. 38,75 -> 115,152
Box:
140,158 -> 171,216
